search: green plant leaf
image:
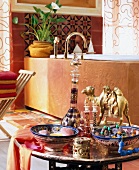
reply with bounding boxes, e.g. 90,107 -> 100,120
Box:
31,15 -> 38,26
55,0 -> 59,4
42,12 -> 50,23
46,4 -> 52,10
53,9 -> 57,13
33,6 -> 42,13
55,0 -> 62,7
51,17 -> 66,23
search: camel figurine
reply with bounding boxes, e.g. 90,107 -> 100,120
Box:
81,86 -> 131,126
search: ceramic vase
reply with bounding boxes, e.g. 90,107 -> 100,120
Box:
28,41 -> 53,58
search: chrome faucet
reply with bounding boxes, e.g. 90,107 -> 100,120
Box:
64,32 -> 87,59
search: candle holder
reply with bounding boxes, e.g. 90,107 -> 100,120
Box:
78,103 -> 91,137
83,103 -> 91,137
92,101 -> 98,127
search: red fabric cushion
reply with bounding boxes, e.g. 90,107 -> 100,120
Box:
0,84 -> 16,89
0,71 -> 17,80
0,92 -> 16,98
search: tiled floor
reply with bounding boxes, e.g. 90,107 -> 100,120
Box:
123,160 -> 139,170
3,109 -> 61,128
109,160 -> 139,170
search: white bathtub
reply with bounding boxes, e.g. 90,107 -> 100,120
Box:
50,54 -> 139,61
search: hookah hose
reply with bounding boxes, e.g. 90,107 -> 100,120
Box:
118,138 -> 139,156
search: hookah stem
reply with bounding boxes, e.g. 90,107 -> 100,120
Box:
69,69 -> 80,113
70,80 -> 78,108
69,54 -> 81,112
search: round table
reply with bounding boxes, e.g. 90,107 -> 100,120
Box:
31,141 -> 139,170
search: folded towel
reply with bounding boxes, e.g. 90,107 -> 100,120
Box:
0,80 -> 17,84
0,89 -> 16,94
0,71 -> 17,80
6,126 -> 44,170
0,84 -> 16,89
0,92 -> 16,98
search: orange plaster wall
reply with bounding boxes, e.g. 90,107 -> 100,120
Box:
24,58 -> 139,125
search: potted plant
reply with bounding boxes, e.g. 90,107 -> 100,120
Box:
12,0 -> 66,58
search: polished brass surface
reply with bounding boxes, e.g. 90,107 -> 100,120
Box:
81,86 -> 131,126
64,32 -> 87,59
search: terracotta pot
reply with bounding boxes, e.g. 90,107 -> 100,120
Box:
28,41 -> 53,58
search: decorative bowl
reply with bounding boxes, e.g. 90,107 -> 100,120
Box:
92,126 -> 139,152
30,124 -> 79,151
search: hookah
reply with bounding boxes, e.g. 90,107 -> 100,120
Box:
61,54 -> 81,128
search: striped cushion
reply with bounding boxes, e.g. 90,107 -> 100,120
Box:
0,92 -> 16,98
0,71 -> 17,80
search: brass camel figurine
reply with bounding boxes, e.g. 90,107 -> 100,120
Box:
81,86 -> 131,126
